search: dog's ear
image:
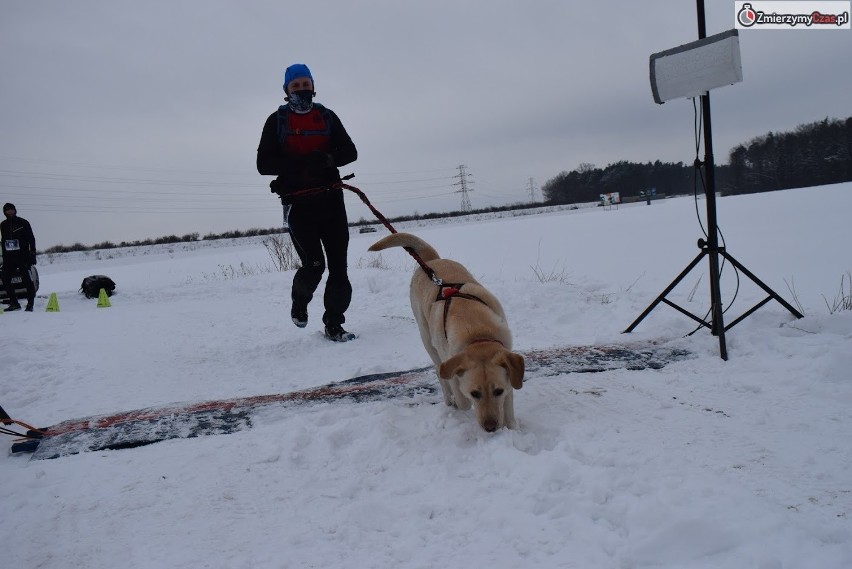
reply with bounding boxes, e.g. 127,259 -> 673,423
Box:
498,351 -> 525,389
438,353 -> 468,380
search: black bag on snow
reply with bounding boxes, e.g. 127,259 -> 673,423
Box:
80,275 -> 116,299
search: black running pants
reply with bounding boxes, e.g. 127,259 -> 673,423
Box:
286,199 -> 352,326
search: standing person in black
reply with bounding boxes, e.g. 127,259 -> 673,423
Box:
256,63 -> 358,342
1,203 -> 37,312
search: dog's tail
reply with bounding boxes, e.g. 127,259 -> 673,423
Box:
368,232 -> 440,262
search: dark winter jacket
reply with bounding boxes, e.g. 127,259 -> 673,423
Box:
1,215 -> 36,265
256,103 -> 357,199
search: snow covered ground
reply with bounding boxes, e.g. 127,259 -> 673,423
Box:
2,183 -> 851,569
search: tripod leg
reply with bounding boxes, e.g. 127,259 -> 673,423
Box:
0,404 -> 12,425
624,251 -> 706,333
719,250 -> 804,319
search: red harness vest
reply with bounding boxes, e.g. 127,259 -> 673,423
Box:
277,105 -> 332,157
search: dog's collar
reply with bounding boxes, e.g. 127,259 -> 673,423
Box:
467,338 -> 505,348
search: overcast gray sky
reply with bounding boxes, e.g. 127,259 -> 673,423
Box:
2,0 -> 850,248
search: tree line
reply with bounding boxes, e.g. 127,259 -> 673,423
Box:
541,115 -> 852,204
43,115 -> 850,254
41,228 -> 282,255
43,203 -> 550,255
727,117 -> 852,194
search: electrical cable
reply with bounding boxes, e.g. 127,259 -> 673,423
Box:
684,97 -> 741,338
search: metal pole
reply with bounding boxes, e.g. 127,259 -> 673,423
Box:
697,0 -> 728,360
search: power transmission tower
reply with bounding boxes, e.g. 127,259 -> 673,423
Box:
453,164 -> 474,212
527,177 -> 536,202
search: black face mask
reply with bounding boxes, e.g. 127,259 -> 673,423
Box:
288,90 -> 314,113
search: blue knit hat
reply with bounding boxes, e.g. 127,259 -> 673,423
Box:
283,63 -> 313,92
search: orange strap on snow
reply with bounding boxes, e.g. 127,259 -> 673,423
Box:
0,406 -> 45,439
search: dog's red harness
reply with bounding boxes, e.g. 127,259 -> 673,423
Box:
437,283 -> 502,344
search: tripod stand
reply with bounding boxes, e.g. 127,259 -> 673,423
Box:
623,231 -> 804,360
624,0 -> 803,360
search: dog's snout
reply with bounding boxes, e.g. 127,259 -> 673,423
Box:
483,419 -> 498,432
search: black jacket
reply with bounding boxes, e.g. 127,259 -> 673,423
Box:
257,103 -> 357,196
1,215 -> 36,264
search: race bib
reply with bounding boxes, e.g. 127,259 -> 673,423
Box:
4,239 -> 20,251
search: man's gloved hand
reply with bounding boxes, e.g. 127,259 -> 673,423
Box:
30,252 -> 37,266
304,151 -> 342,187
270,179 -> 295,204
306,151 -> 334,170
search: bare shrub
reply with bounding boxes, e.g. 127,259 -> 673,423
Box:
212,262 -> 273,280
531,262 -> 572,284
262,234 -> 300,272
783,277 -> 806,316
530,240 -> 572,285
822,272 -> 852,314
358,252 -> 391,270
